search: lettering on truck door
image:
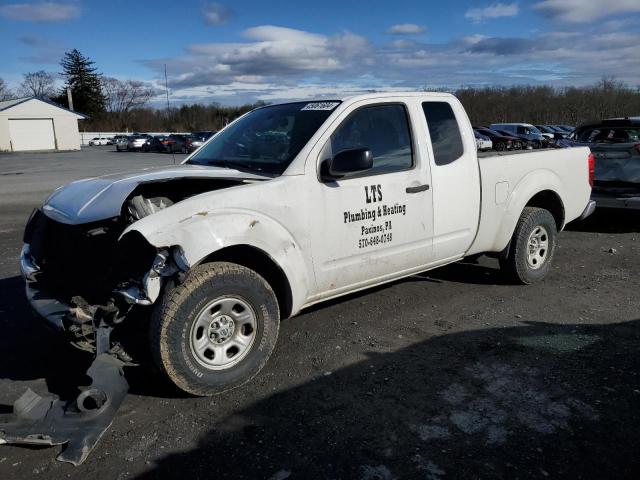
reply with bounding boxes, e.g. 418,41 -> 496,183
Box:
309,102 -> 435,295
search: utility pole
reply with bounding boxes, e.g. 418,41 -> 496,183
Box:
164,64 -> 170,120
66,87 -> 74,111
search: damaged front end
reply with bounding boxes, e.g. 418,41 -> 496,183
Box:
0,177 -> 239,464
18,207 -> 183,356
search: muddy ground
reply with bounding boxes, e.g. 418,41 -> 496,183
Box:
0,148 -> 639,479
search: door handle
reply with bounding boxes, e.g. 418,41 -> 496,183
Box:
406,184 -> 430,194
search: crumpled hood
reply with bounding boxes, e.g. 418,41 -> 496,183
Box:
42,164 -> 270,225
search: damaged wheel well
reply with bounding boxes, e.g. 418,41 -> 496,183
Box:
201,245 -> 293,319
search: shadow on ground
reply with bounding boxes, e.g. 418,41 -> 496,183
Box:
135,318 -> 640,480
567,208 -> 640,233
0,276 -> 91,401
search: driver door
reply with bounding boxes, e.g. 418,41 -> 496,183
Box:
308,101 -> 434,298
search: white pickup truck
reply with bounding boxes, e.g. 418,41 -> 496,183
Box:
20,92 -> 595,397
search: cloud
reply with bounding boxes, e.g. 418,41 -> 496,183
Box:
386,23 -> 426,35
465,3 -> 519,23
533,0 -> 640,23
0,2 -> 80,22
151,26 -> 370,89
462,34 -> 490,45
467,37 -> 536,55
202,2 -> 232,26
17,35 -> 66,64
142,23 -> 640,105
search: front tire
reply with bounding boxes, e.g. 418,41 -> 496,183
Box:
499,207 -> 557,284
150,262 -> 280,396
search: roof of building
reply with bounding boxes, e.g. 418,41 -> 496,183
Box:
0,96 -> 87,118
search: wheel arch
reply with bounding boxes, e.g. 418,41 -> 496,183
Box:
199,244 -> 293,320
524,189 -> 565,231
497,191 -> 564,260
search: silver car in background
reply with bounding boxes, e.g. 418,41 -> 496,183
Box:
127,134 -> 151,151
114,135 -> 130,151
186,131 -> 216,153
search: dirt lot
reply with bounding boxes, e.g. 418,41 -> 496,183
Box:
0,147 -> 639,479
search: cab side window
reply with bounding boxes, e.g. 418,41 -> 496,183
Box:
331,104 -> 413,175
422,102 -> 464,166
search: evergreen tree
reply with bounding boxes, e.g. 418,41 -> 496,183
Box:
58,49 -> 106,117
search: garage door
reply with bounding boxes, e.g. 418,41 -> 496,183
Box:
9,119 -> 56,151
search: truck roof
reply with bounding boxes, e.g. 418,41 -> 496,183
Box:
338,91 -> 455,102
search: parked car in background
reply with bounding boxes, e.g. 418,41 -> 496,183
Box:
474,127 -> 517,151
534,125 -> 560,141
474,131 -> 492,151
187,131 -> 216,153
491,123 -> 547,149
493,128 -> 536,150
162,134 -> 190,153
547,126 -> 571,138
127,135 -> 152,151
89,137 -> 110,146
115,136 -> 131,151
556,125 -> 575,133
142,135 -> 169,152
559,118 -> 640,209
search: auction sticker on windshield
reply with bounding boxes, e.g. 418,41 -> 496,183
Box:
301,102 -> 340,111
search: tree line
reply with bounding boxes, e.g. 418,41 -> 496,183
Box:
1,48 -> 639,132
456,78 -> 640,127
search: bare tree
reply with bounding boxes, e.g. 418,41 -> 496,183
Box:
0,78 -> 14,101
19,70 -> 57,98
102,77 -> 156,130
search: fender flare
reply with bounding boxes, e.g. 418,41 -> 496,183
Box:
493,169 -> 564,252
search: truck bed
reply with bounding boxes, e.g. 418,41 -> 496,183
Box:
469,146 -> 592,255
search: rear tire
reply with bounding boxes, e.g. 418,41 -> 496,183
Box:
499,207 -> 557,284
150,262 -> 280,396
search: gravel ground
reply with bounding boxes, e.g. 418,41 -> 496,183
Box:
0,148 -> 639,479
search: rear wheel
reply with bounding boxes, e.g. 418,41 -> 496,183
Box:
150,262 -> 280,396
499,207 -> 557,284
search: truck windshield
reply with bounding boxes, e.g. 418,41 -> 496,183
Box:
187,101 -> 340,175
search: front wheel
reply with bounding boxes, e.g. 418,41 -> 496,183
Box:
499,207 -> 557,284
150,262 -> 280,396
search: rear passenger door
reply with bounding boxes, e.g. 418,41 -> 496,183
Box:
421,100 -> 481,260
309,101 -> 434,296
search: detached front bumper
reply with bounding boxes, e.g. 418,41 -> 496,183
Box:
8,246 -> 131,466
20,244 -> 68,331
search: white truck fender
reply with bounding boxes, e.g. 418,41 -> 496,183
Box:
125,209 -> 312,317
490,169 -> 564,253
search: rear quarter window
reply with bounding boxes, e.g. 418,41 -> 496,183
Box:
422,102 -> 464,166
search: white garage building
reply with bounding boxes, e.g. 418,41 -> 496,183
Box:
0,97 -> 86,152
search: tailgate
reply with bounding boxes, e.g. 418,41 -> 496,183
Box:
591,143 -> 640,184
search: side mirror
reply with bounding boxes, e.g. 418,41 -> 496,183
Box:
322,148 -> 373,180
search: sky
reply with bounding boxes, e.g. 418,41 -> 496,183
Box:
1,0 -> 639,106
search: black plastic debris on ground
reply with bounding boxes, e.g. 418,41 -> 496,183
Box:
0,353 -> 128,465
